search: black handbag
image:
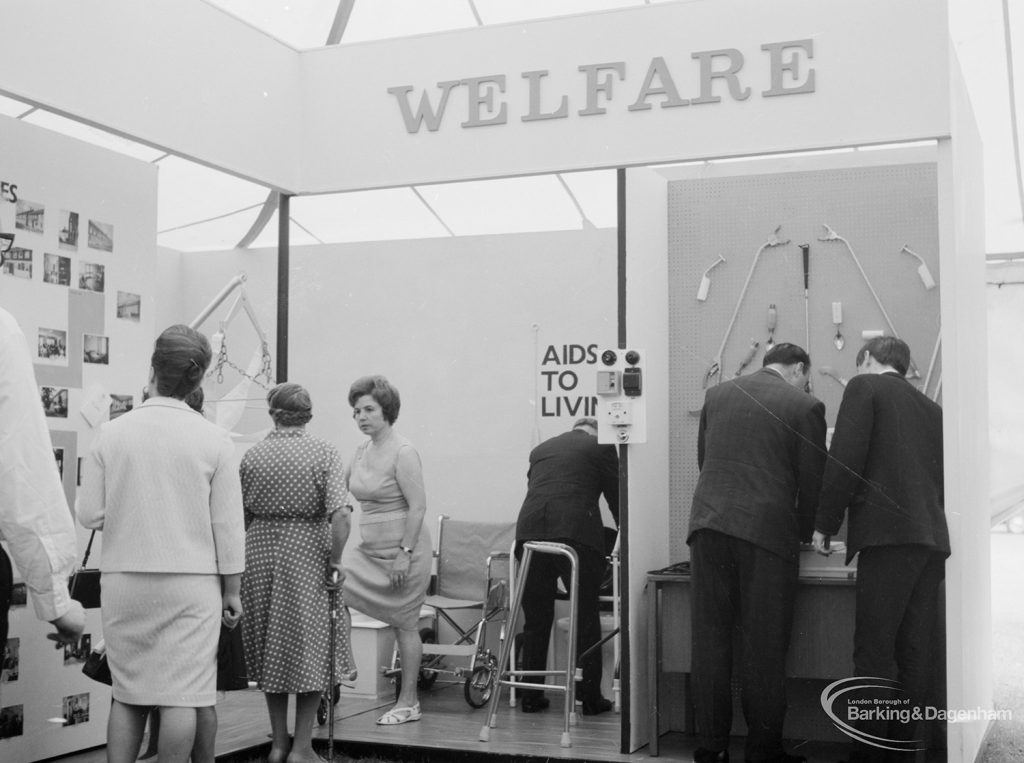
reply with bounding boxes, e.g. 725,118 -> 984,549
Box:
82,646 -> 112,685
217,623 -> 248,691
68,531 -> 101,609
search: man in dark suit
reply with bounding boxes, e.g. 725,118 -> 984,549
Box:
812,337 -> 948,763
515,417 -> 619,715
689,342 -> 826,763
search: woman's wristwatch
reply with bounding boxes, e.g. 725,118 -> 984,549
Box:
400,545 -> 414,555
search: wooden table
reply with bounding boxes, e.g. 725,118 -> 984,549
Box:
645,569 -> 856,756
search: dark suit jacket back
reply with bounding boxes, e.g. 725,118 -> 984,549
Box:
515,429 -> 619,554
688,368 -> 827,563
815,371 -> 948,562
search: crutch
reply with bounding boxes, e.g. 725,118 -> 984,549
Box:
703,225 -> 789,388
325,569 -> 340,763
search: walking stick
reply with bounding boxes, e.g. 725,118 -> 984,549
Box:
326,569 -> 340,763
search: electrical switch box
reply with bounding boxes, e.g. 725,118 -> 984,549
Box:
596,347 -> 647,444
596,371 -> 620,395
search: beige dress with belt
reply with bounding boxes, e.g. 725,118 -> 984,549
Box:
343,435 -> 431,630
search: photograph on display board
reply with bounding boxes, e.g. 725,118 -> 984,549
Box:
109,394 -> 133,420
9,584 -> 26,609
83,333 -> 109,365
15,199 -> 43,234
0,704 -> 24,739
41,386 -> 69,418
58,209 -> 79,249
37,327 -> 67,364
2,638 -> 19,683
54,447 -> 64,480
78,261 -> 105,293
62,693 -> 90,727
43,252 -> 71,286
116,290 -> 141,320
87,219 -> 113,252
63,634 -> 91,666
1,247 -> 32,279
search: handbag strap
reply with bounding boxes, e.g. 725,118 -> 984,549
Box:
80,530 -> 96,569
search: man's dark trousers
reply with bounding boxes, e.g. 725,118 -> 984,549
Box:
848,544 -> 946,763
517,541 -> 607,703
690,529 -> 798,761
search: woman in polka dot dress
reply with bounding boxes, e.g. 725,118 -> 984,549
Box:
240,382 -> 355,763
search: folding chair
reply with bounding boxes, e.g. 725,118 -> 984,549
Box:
383,514 -> 515,707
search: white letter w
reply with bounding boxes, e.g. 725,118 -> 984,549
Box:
387,81 -> 461,133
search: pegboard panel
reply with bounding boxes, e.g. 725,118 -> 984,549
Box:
666,163 -> 941,560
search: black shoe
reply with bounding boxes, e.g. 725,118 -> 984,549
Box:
694,748 -> 729,763
520,695 -> 550,713
580,696 -> 613,715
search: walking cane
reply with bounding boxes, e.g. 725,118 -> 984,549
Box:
326,568 -> 340,763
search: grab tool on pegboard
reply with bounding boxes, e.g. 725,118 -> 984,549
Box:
832,302 -> 845,350
704,226 -> 789,388
818,224 -> 920,378
734,339 -> 760,377
696,255 -> 726,301
818,366 -> 848,388
899,245 -> 937,290
765,304 -> 777,350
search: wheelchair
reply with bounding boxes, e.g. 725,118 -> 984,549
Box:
383,515 -> 515,708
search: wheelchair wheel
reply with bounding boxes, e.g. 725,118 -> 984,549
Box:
316,683 -> 341,726
464,654 -> 498,708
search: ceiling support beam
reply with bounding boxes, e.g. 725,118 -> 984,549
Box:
327,0 -> 357,45
410,187 -> 455,236
234,191 -> 278,249
276,193 -> 291,383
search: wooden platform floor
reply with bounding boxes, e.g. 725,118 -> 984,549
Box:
50,683 -> 849,763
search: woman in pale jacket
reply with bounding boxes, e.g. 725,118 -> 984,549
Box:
77,325 -> 245,763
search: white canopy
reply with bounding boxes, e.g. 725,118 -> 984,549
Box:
0,0 -> 1020,256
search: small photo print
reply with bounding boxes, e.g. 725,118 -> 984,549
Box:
54,447 -> 64,480
43,252 -> 71,286
0,704 -> 24,739
9,583 -> 26,608
37,327 -> 68,363
62,692 -> 90,727
2,638 -> 19,683
83,334 -> 109,365
116,291 -> 141,321
58,210 -> 79,249
63,633 -> 91,666
2,246 -> 32,279
41,385 -> 69,418
109,394 -> 134,420
87,219 -> 113,252
78,261 -> 105,293
15,199 -> 44,234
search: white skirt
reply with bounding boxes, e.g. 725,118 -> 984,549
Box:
102,572 -> 221,707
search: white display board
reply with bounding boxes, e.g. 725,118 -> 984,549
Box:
0,114 -> 157,762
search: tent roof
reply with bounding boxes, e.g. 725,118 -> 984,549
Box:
1,0 -> 1021,256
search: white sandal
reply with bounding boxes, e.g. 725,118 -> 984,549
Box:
376,702 -> 421,725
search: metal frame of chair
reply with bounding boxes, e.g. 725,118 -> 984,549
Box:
382,514 -> 514,708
